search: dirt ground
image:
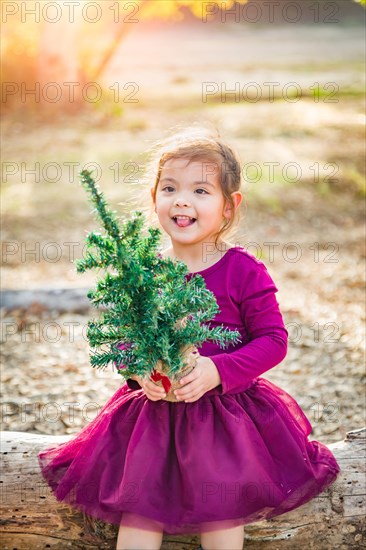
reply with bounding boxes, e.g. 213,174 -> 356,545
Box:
1,20 -> 365,445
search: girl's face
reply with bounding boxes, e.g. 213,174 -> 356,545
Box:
152,157 -> 232,249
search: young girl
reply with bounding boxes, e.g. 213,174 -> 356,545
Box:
38,128 -> 341,550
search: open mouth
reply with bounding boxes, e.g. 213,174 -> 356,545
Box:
172,216 -> 197,227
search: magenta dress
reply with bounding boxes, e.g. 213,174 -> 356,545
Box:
37,247 -> 341,535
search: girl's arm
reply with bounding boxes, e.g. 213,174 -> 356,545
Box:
208,262 -> 288,395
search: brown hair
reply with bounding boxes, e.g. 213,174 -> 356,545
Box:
134,126 -> 244,250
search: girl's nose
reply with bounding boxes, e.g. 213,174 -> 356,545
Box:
174,195 -> 190,207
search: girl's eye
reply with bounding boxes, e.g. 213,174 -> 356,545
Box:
161,186 -> 209,195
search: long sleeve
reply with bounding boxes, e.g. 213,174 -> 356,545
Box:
208,261 -> 288,395
125,378 -> 142,390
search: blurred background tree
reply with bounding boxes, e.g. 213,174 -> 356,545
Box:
1,0 -> 251,111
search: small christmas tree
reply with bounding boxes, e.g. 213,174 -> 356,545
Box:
75,170 -> 241,401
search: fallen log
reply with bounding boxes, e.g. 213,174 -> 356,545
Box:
0,288 -> 91,313
0,428 -> 365,549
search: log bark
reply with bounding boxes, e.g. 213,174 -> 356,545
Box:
0,428 -> 365,549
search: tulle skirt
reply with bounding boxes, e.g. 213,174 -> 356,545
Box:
37,377 -> 341,535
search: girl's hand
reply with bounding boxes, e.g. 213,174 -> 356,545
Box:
173,356 -> 221,403
130,374 -> 167,401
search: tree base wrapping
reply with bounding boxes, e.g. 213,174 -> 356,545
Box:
152,345 -> 199,402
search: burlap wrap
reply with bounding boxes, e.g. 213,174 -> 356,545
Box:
152,343 -> 199,402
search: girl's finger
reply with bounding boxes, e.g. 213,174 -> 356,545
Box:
175,384 -> 201,400
183,393 -> 201,403
143,382 -> 166,400
146,381 -> 166,394
145,389 -> 165,400
146,393 -> 161,401
143,386 -> 165,399
180,368 -> 199,386
146,379 -> 161,388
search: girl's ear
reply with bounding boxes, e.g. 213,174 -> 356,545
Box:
223,191 -> 243,219
150,187 -> 157,212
